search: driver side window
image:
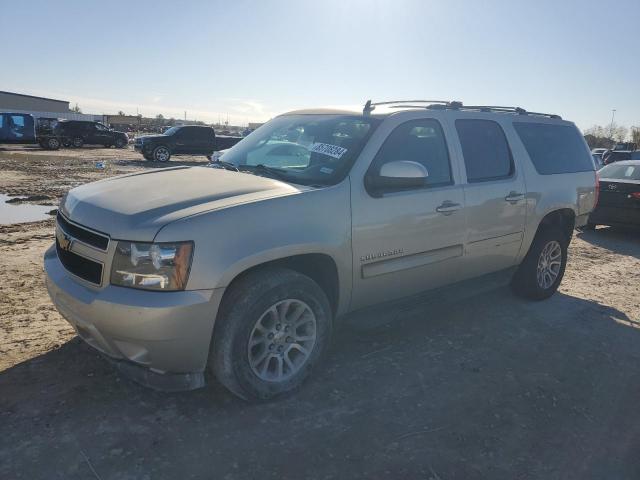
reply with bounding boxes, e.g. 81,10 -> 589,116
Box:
370,119 -> 453,188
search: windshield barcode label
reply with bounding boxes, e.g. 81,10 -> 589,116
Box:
309,143 -> 347,159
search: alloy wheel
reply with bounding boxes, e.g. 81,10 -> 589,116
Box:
536,240 -> 562,289
247,299 -> 317,382
155,147 -> 170,162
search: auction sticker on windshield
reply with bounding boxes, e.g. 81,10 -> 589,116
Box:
309,143 -> 348,159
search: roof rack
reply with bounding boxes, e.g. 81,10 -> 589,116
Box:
363,100 -> 561,119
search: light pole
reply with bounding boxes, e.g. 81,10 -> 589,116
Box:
609,109 -> 616,140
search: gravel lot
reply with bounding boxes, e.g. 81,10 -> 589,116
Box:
1,146 -> 639,479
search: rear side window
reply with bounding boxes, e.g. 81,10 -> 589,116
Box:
197,128 -> 214,140
181,127 -> 200,140
456,120 -> 513,182
513,123 -> 594,174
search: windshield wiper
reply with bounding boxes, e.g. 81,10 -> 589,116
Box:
239,164 -> 289,180
208,160 -> 239,172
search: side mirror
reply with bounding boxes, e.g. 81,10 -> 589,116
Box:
366,160 -> 429,196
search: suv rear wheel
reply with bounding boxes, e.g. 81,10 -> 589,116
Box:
71,136 -> 84,148
115,137 -> 127,148
512,227 -> 568,300
211,267 -> 332,401
153,146 -> 171,162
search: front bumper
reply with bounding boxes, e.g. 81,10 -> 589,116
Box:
44,244 -> 224,390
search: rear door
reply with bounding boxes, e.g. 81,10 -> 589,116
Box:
199,128 -> 216,154
173,127 -> 197,154
88,123 -> 111,145
448,116 -> 527,277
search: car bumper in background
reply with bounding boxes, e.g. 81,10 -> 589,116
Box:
589,206 -> 640,227
44,244 -> 224,390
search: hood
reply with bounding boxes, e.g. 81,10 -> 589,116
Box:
60,167 -> 304,241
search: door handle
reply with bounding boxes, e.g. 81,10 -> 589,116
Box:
436,201 -> 461,215
505,191 -> 525,203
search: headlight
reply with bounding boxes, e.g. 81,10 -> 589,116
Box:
110,241 -> 193,291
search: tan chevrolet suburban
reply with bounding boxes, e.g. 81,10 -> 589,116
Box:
45,100 -> 597,400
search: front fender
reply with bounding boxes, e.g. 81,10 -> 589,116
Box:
154,181 -> 353,315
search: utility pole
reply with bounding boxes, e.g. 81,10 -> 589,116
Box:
609,109 -> 616,140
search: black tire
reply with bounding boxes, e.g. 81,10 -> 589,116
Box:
71,136 -> 84,148
115,137 -> 127,148
152,145 -> 171,162
511,227 -> 568,301
211,267 -> 333,401
46,137 -> 61,150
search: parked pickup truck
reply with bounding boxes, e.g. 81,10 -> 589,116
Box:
0,112 -> 61,149
45,100 -> 596,401
133,125 -> 242,162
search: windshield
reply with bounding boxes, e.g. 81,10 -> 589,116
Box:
163,126 -> 180,136
599,163 -> 640,180
221,114 -> 380,186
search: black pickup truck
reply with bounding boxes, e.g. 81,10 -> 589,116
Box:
133,125 -> 242,162
0,112 -> 61,149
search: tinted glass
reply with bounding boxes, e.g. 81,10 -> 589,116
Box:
370,119 -> 452,187
456,120 -> 513,182
222,114 -> 379,186
0,114 -> 4,130
514,123 -> 594,174
599,163 -> 640,180
196,128 -> 213,140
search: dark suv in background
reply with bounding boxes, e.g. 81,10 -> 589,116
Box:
55,120 -> 129,148
134,125 -> 242,162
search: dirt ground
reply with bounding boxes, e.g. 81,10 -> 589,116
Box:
1,146 -> 639,479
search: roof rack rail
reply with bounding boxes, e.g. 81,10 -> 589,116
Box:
363,99 -> 455,115
363,100 -> 561,119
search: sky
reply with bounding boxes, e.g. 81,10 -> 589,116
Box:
1,0 -> 639,130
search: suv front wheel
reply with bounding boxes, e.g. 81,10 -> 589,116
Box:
512,227 -> 568,300
153,146 -> 171,162
211,267 -> 332,401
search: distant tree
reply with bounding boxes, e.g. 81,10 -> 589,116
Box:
612,125 -> 628,143
71,103 -> 82,113
631,127 -> 640,146
584,125 -> 614,149
156,114 -> 164,120
117,110 -> 125,116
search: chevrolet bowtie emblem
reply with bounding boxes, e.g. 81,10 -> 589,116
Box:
57,229 -> 73,251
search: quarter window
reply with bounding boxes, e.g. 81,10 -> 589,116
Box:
370,119 -> 452,189
456,119 -> 513,182
513,122 -> 594,174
